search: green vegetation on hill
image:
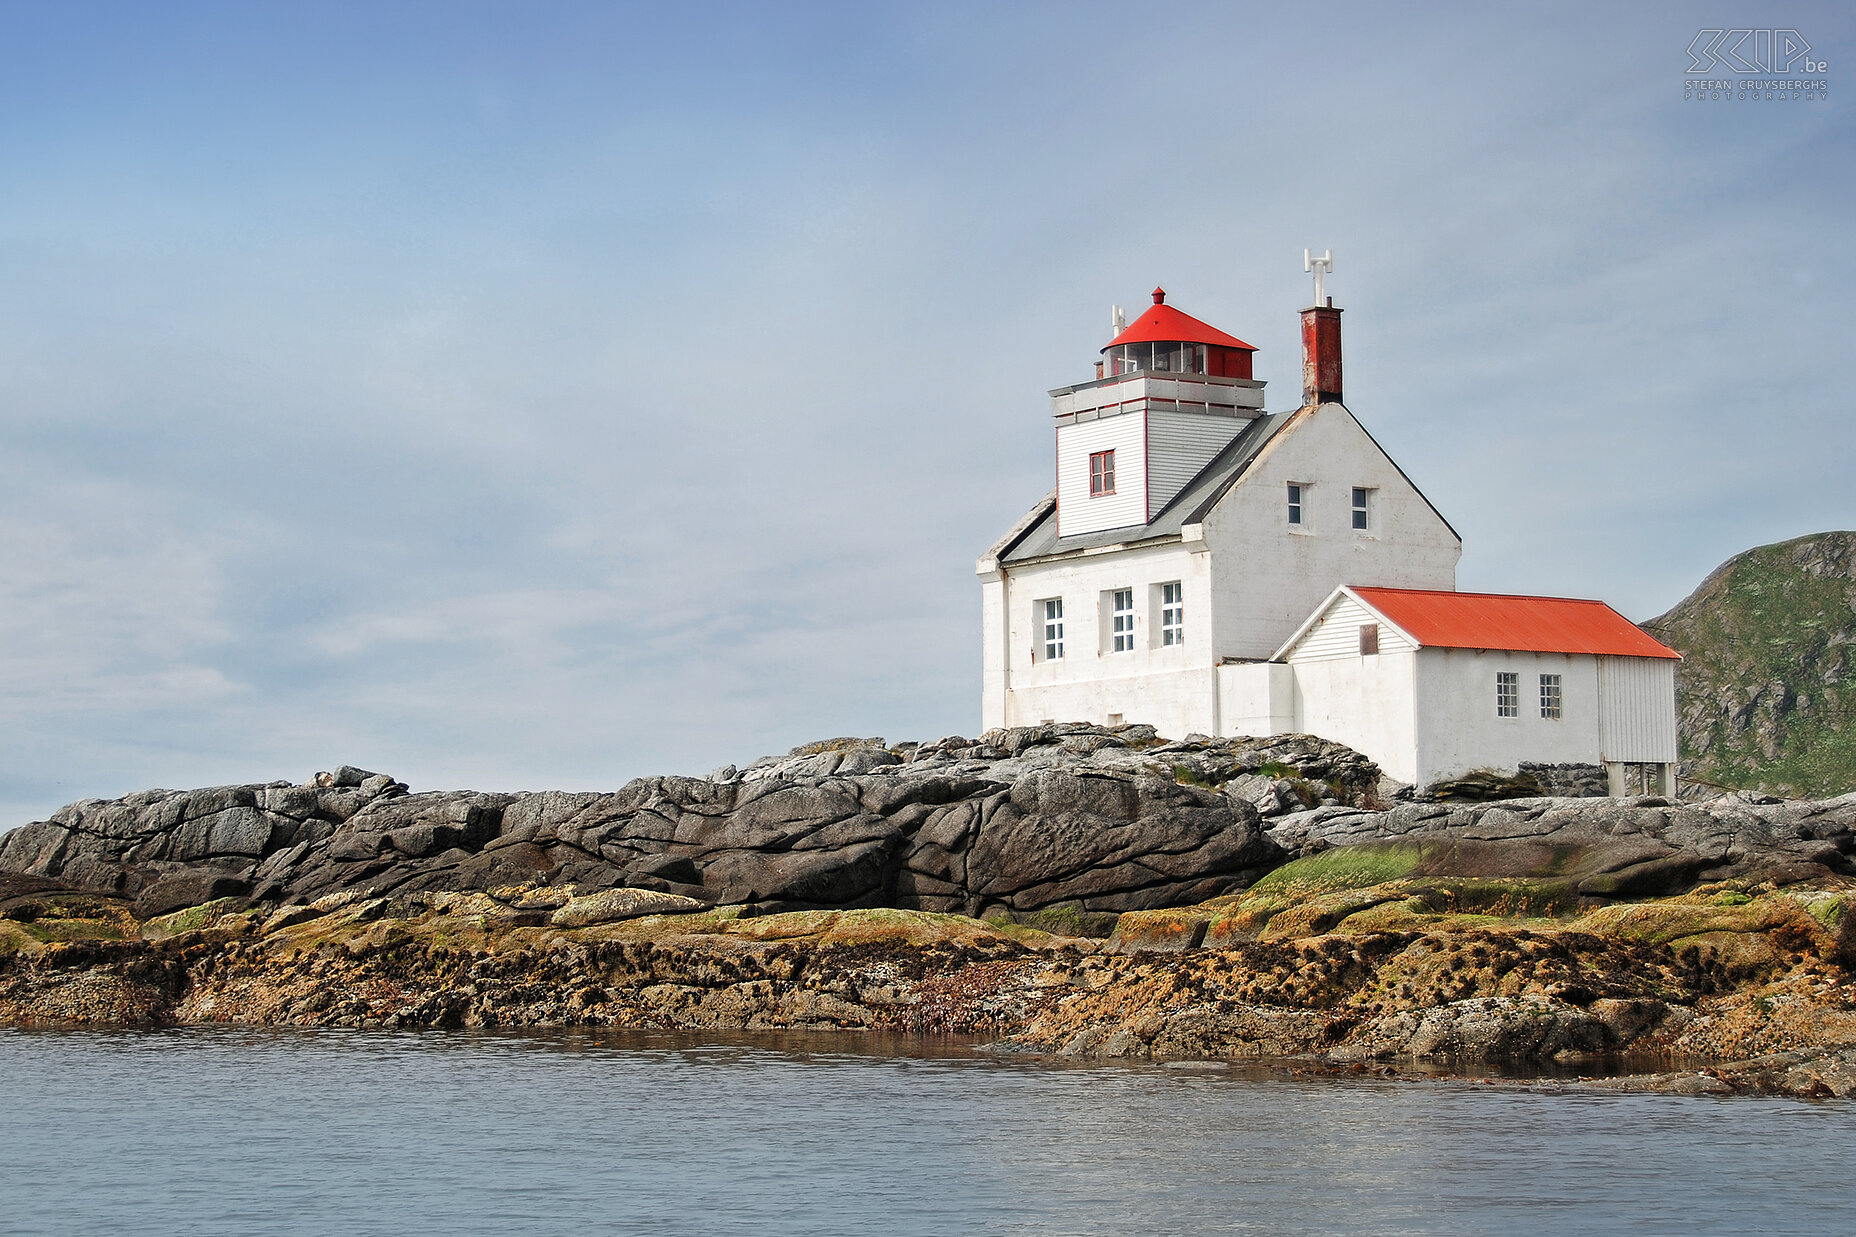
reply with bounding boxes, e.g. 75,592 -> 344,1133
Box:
1645,531 -> 1856,798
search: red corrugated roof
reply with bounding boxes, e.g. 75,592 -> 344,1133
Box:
1349,587 -> 1680,659
1104,289 -> 1256,352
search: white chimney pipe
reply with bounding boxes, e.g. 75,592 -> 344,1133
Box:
1303,249 -> 1333,307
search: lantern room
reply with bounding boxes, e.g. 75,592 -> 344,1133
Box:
1101,288 -> 1256,379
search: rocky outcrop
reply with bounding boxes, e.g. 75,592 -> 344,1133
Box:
1261,791 -> 1856,894
3,728 -> 1375,919
0,763 -> 408,918
1644,530 -> 1856,798
6,882 -> 1856,1097
6,728 -> 1855,926
13,727 -> 1856,1095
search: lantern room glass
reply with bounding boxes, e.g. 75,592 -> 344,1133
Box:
1107,342 -> 1207,376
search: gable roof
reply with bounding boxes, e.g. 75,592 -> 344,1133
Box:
991,412 -> 1289,564
1341,587 -> 1680,659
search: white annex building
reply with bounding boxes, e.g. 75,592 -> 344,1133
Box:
977,262 -> 1680,794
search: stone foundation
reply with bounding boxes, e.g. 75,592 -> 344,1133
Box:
1518,762 -> 1610,798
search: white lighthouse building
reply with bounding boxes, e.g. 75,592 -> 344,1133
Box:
977,283 -> 1461,739
976,267 -> 1680,794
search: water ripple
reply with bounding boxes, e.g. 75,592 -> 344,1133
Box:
1,1027 -> 1851,1236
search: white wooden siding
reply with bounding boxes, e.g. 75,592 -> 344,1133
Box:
1056,413 -> 1146,536
1146,410 -> 1242,520
1285,595 -> 1416,662
1598,656 -> 1678,762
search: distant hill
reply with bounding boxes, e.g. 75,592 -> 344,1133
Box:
1644,531 -> 1856,798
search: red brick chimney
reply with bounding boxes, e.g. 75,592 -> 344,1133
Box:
1301,300 -> 1342,406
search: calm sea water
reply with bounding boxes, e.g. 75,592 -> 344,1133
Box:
1,1027 -> 1851,1236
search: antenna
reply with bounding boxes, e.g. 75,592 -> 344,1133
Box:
1111,304 -> 1125,338
1303,249 -> 1334,306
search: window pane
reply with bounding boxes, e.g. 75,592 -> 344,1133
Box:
1158,581 -> 1184,646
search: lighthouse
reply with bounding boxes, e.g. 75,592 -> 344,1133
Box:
978,273 -> 1462,738
1053,288 -> 1266,538
972,262 -> 1676,797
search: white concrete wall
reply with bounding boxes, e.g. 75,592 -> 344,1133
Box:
1287,647 -> 1422,783
1218,661 -> 1295,739
991,540 -> 1217,736
1200,404 -> 1459,661
1146,409 -> 1243,520
1598,657 -> 1678,763
1055,412 -> 1146,537
979,571 -> 1009,732
1206,630 -> 1677,787
1000,667 -> 1218,739
1411,648 -> 1603,783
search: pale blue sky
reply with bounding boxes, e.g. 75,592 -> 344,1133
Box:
1,1 -> 1850,823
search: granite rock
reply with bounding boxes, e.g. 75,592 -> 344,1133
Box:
0,729 -> 1292,917
7,729 -> 1853,920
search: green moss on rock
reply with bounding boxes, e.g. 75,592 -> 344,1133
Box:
1247,842 -> 1427,896
140,897 -> 246,939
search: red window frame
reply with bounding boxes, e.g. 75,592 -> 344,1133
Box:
1089,450 -> 1116,497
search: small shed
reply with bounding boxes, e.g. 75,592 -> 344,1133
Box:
1273,586 -> 1681,793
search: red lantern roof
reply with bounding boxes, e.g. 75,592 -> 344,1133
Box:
1104,287 -> 1257,353
1349,588 -> 1680,659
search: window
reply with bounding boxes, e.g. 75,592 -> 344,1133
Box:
1089,450 -> 1116,497
1107,342 -> 1208,376
1109,588 -> 1134,653
1160,582 -> 1184,646
1496,671 -> 1519,717
1540,673 -> 1563,720
1040,598 -> 1064,660
1359,623 -> 1379,655
1287,482 -> 1304,525
1351,487 -> 1371,531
